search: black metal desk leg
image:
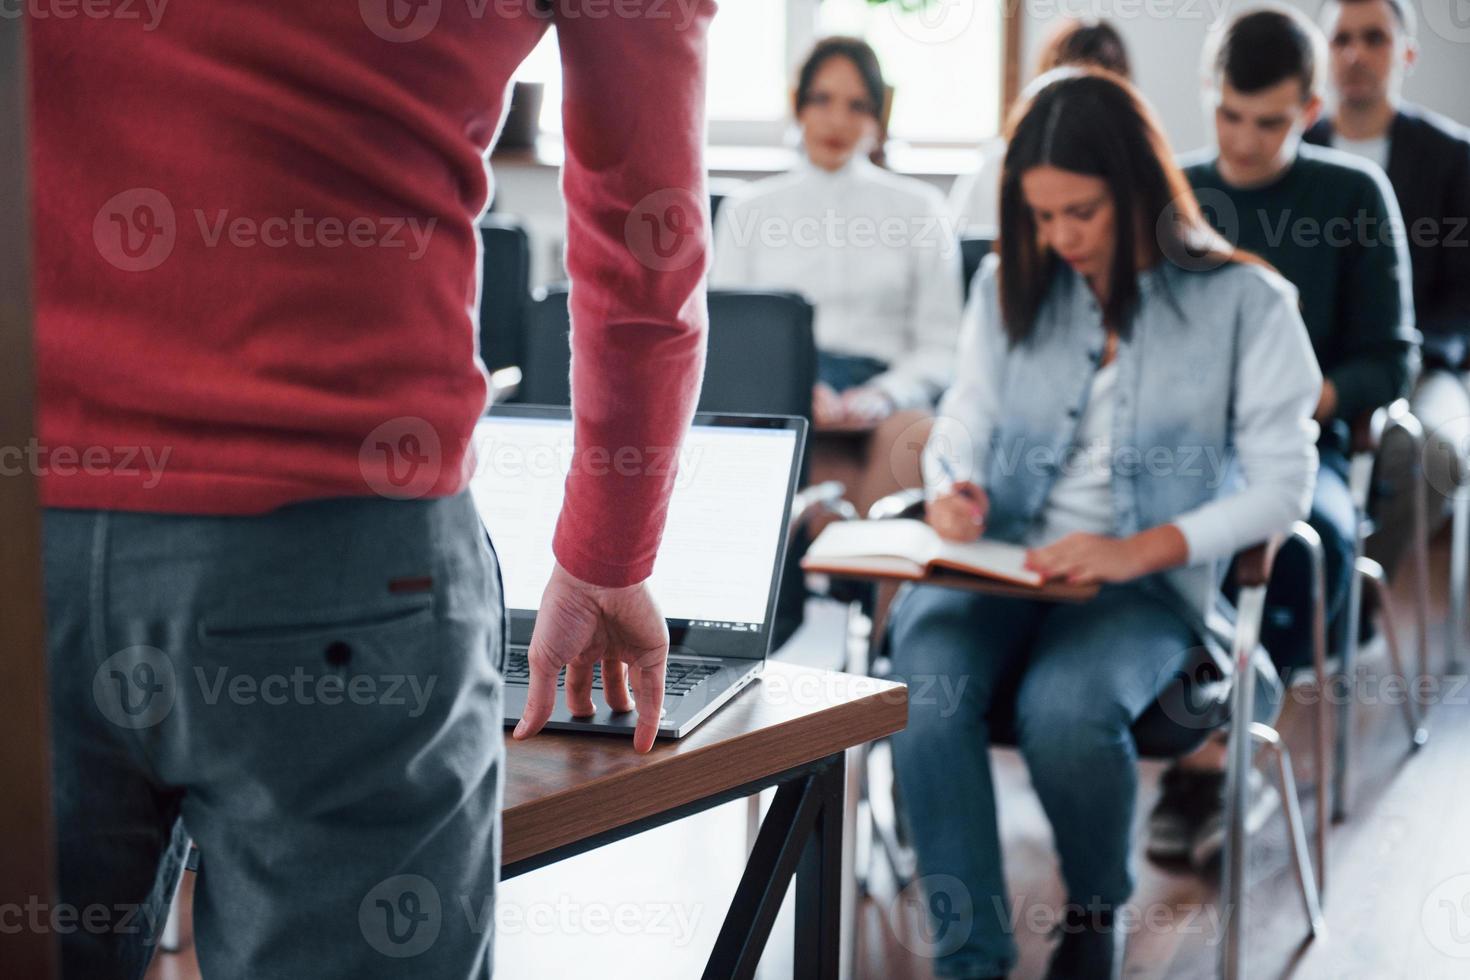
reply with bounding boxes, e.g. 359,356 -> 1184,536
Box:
795,752 -> 845,979
703,752 -> 847,980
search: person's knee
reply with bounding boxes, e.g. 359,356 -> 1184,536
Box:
888,587 -> 974,672
1013,684 -> 1130,769
888,590 -> 1000,727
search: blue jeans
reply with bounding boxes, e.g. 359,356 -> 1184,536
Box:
887,582 -> 1196,978
817,351 -> 888,393
44,491 -> 505,979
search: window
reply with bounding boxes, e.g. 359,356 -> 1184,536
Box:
817,0 -> 1003,144
512,0 -> 1006,148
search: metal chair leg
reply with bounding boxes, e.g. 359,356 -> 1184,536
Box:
1452,485 -> 1470,674
1290,521 -> 1331,897
1384,412 -> 1432,684
1409,445 -> 1432,686
862,739 -> 914,893
160,869 -> 185,953
1248,723 -> 1327,938
1357,557 -> 1430,749
1333,523 -> 1363,825
1221,583 -> 1266,980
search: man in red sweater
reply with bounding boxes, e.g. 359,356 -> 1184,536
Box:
31,3 -> 713,976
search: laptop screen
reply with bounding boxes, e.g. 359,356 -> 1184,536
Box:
469,408 -> 804,654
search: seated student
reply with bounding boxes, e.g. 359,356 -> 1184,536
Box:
949,18 -> 1132,232
711,36 -> 963,512
1306,0 -> 1470,574
1150,4 -> 1418,870
889,69 -> 1320,980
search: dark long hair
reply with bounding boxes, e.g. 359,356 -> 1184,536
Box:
1036,18 -> 1132,80
997,69 -> 1251,344
794,36 -> 886,122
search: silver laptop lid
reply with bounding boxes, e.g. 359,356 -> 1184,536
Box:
470,406 -> 806,660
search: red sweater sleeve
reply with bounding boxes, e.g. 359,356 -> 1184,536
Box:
550,2 -> 716,587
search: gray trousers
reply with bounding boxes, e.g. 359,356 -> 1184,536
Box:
44,490 -> 505,979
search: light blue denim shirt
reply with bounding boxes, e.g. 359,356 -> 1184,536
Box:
925,253 -> 1322,653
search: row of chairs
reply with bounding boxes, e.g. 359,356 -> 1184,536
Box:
475,215 -> 996,388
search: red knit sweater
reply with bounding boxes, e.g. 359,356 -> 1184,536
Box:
30,1 -> 713,586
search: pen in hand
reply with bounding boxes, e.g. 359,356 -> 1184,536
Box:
936,455 -> 985,526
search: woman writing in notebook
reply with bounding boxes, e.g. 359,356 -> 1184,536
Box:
887,70 -> 1321,980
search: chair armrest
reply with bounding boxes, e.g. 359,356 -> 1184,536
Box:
488,366 -> 522,405
1232,536 -> 1283,590
867,487 -> 926,521
787,481 -> 857,543
1351,398 -> 1421,456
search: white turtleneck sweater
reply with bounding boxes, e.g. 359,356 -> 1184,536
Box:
710,155 -> 964,409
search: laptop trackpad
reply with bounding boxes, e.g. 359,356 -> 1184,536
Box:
500,685 -> 646,734
499,661 -> 756,736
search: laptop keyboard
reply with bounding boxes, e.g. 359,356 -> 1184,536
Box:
503,649 -> 719,698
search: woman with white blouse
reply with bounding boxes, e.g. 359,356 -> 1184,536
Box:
712,37 -> 963,509
890,70 -> 1321,980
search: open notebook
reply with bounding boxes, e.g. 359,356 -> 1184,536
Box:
801,519 -> 1043,588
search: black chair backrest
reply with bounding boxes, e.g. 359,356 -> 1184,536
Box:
516,286 -> 817,420
960,235 -> 994,303
702,289 -> 816,417
478,217 -> 531,373
517,284 -> 573,405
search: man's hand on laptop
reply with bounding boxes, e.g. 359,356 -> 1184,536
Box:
512,561 -> 669,753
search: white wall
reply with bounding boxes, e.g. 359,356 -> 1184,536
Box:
1022,0 -> 1470,156
492,1 -> 1470,286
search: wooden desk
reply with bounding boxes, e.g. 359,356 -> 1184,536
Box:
502,661 -> 906,980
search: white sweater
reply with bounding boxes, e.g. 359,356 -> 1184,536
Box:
711,156 -> 964,409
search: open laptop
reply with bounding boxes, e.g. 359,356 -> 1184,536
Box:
469,405 -> 806,739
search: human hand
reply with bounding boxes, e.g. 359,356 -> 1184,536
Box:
1025,533 -> 1144,585
1313,380 -> 1338,424
838,385 -> 895,426
813,382 -> 845,429
926,481 -> 988,542
513,561 -> 669,753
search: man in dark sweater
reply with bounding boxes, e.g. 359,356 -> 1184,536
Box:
1306,0 -> 1470,575
1148,5 -> 1418,870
